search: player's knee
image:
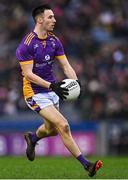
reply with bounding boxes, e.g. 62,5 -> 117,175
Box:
61,123 -> 70,134
47,129 -> 58,136
37,126 -> 44,135
50,129 -> 58,136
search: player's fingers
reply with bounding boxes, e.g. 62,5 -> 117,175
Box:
59,81 -> 66,85
62,94 -> 67,100
59,95 -> 64,100
62,95 -> 67,100
61,87 -> 68,91
63,91 -> 69,95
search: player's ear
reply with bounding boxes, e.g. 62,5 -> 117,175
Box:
37,15 -> 43,24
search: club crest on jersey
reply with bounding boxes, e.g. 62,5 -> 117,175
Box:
45,54 -> 50,61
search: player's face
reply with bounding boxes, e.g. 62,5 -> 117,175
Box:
41,10 -> 56,31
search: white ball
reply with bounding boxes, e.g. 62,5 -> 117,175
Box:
61,79 -> 80,101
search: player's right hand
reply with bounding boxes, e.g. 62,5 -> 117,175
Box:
49,82 -> 69,100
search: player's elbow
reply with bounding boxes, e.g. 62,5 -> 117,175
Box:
24,72 -> 34,81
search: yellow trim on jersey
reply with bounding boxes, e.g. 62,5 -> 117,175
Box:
24,33 -> 35,45
24,33 -> 34,44
48,32 -> 59,40
38,34 -> 47,40
23,77 -> 35,99
55,55 -> 66,60
48,32 -> 54,36
19,60 -> 33,65
27,34 -> 35,45
24,33 -> 33,44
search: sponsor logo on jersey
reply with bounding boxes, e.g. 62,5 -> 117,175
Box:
45,54 -> 50,61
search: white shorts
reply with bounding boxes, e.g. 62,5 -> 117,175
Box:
25,92 -> 59,113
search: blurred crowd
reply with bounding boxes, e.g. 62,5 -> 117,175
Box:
0,0 -> 128,121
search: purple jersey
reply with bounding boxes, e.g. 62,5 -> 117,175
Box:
16,31 -> 65,98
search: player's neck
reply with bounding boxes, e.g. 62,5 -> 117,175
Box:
34,26 -> 47,39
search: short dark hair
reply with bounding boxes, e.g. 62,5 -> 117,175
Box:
32,4 -> 51,23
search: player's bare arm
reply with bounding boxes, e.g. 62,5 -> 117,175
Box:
56,55 -> 78,80
21,62 -> 68,100
21,62 -> 51,89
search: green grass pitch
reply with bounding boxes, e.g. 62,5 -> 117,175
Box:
0,156 -> 128,179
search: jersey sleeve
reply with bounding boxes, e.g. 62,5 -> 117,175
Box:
55,38 -> 65,57
16,44 -> 33,65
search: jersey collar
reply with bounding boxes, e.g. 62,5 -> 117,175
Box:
32,31 -> 48,40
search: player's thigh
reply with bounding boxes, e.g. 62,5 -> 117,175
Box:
39,105 -> 68,127
43,117 -> 55,131
43,102 -> 60,131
